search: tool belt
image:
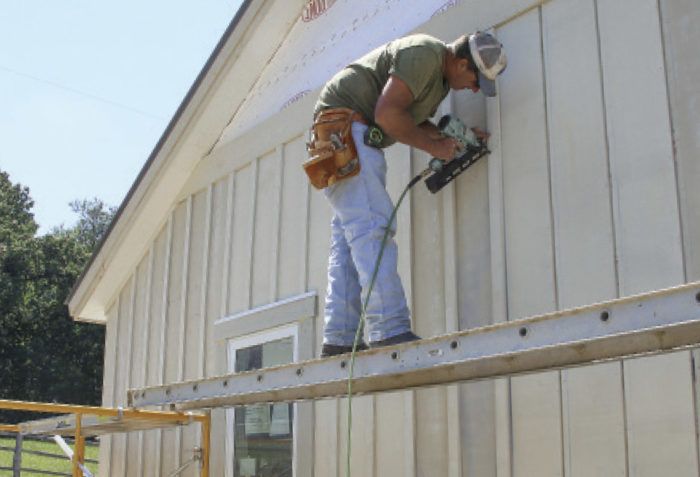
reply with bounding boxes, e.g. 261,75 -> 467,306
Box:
303,108 -> 363,189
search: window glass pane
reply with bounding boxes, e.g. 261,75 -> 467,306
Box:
234,336 -> 293,477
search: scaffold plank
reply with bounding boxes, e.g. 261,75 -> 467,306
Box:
18,414 -> 194,437
129,282 -> 700,410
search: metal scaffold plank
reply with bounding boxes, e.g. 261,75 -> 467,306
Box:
129,282 -> 700,410
18,413 -> 194,437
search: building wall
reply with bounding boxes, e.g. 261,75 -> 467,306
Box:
98,0 -> 700,475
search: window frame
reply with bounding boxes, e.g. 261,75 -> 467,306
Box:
215,291 -> 316,477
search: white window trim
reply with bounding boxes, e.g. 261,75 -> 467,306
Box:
214,291 -> 316,340
221,292 -> 317,477
226,323 -> 298,477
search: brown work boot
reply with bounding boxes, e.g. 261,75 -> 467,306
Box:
370,331 -> 421,348
320,342 -> 368,358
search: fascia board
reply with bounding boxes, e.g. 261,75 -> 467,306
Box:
68,0 -> 304,323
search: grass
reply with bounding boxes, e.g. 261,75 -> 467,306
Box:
0,436 -> 98,476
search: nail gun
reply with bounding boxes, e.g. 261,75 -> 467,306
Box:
424,115 -> 490,193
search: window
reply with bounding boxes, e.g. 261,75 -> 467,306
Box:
227,326 -> 296,477
216,292 -> 316,477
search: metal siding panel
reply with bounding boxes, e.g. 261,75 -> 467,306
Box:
498,10 -> 563,476
541,0 -> 626,475
597,0 -> 696,474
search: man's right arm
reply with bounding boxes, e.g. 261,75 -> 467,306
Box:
374,75 -> 459,161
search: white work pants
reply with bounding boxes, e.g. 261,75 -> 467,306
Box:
322,122 -> 411,345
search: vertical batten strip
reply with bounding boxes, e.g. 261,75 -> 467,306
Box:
404,144 -> 416,477
155,215 -> 173,477
118,277 -> 137,476
537,5 -> 565,476
655,0 -> 687,284
137,246 -> 155,475
175,196 -> 192,467
221,173 -> 235,318
302,152 -> 311,293
438,94 -> 463,477
592,0 -> 631,463
196,185 -> 214,457
592,0 -> 621,297
486,48 -> 512,477
201,186 -> 213,377
101,299 -> 119,477
159,216 -> 174,383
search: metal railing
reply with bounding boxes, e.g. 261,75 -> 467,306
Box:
0,432 -> 98,477
0,400 -> 211,477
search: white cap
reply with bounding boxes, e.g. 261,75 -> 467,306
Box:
468,32 -> 507,97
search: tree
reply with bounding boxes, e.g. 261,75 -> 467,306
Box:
0,172 -> 39,415
0,171 -> 115,423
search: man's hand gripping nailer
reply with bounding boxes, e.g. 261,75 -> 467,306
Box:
423,115 -> 490,194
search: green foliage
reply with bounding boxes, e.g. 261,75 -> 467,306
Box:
0,171 -> 114,423
0,435 -> 99,474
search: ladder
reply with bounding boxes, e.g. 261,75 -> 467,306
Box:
129,282 -> 700,410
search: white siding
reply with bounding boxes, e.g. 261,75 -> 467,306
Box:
100,0 -> 700,475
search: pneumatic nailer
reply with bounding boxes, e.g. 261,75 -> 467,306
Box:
423,115 -> 490,193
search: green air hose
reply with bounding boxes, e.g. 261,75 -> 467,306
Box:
344,169 -> 428,477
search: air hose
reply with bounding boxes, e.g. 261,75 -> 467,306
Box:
344,168 -> 429,477
342,122 -> 487,475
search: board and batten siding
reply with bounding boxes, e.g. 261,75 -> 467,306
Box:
98,0 -> 700,475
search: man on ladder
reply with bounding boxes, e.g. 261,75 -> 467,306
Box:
304,32 -> 507,357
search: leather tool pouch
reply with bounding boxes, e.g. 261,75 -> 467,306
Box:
303,108 -> 360,189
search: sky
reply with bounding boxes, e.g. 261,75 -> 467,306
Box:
0,1 -> 243,234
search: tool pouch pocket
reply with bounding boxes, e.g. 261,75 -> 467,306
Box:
303,108 -> 360,189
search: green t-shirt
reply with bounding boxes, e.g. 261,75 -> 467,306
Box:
315,34 -> 450,147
